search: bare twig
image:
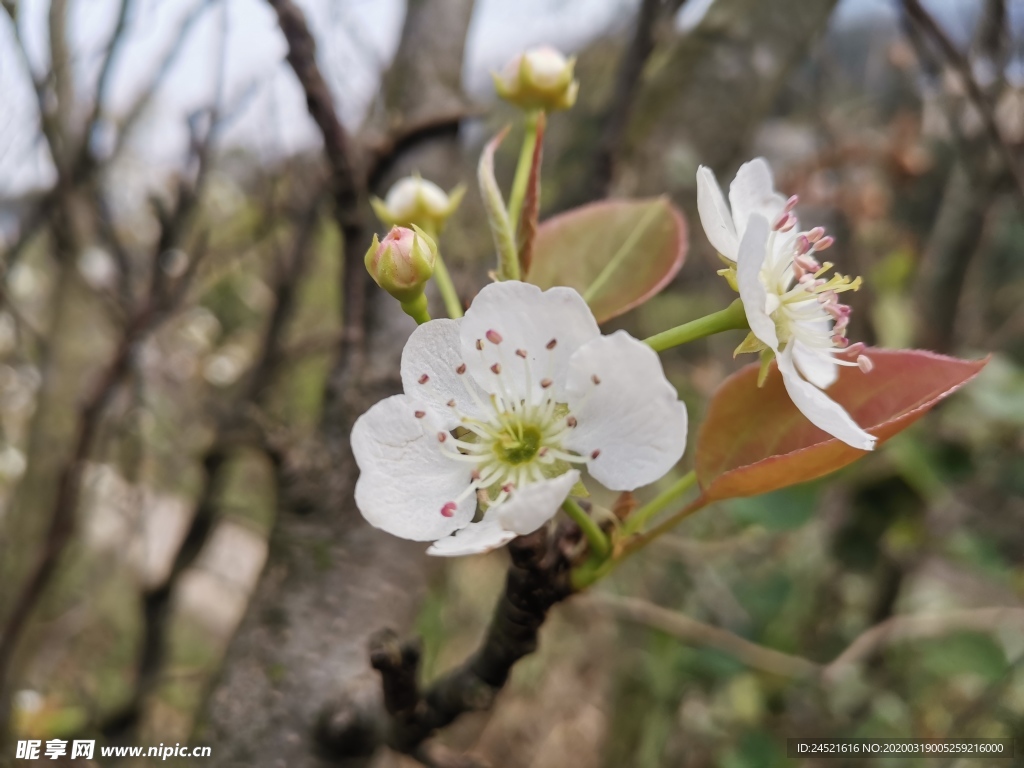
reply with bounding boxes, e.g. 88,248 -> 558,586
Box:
265,0 -> 368,440
587,0 -> 663,199
78,0 -> 132,175
364,109 -> 479,192
0,4 -> 62,165
95,30 -> 313,744
0,7 -> 231,721
47,0 -> 73,170
902,0 -> 1024,197
591,594 -> 821,679
972,0 -> 1009,74
0,195 -> 51,272
108,0 -> 218,163
320,530 -> 573,757
245,195 -> 323,402
0,300 -> 154,713
914,161 -> 998,351
590,593 -> 1024,686
822,607 -> 1024,680
100,448 -> 226,739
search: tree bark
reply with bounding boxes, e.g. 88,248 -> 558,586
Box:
201,2 -> 476,765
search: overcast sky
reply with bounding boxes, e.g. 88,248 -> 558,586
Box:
0,0 -> 1004,199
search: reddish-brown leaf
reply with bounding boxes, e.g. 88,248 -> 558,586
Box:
694,349 -> 988,502
525,197 -> 686,323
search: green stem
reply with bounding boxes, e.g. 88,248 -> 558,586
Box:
507,110 -> 540,233
561,497 -> 610,559
420,222 -> 463,319
627,496 -> 711,556
571,556 -> 613,591
644,299 -> 748,353
572,494 -> 712,590
622,470 -> 697,536
400,293 -> 431,325
431,255 -> 463,318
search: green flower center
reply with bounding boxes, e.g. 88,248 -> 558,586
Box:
494,424 -> 543,465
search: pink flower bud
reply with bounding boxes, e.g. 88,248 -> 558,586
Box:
364,225 -> 437,303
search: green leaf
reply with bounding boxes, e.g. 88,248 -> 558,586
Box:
916,632 -> 1007,682
694,349 -> 988,503
727,484 -> 820,531
525,196 -> 687,323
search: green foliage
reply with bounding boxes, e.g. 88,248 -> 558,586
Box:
915,632 -> 1008,683
727,484 -> 821,532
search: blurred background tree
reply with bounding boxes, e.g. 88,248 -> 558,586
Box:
0,0 -> 1021,766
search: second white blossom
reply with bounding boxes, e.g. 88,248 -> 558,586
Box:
697,158 -> 876,451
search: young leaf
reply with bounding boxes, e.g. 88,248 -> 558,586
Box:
525,197 -> 686,323
694,349 -> 988,503
478,126 -> 519,280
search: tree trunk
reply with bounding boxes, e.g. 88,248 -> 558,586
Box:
200,2 -> 476,765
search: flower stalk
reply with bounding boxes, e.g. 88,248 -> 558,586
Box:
400,293 -> 431,325
644,299 -> 748,352
572,485 -> 711,590
561,497 -> 610,559
431,254 -> 462,319
622,470 -> 697,535
508,110 -> 540,232
419,222 -> 463,319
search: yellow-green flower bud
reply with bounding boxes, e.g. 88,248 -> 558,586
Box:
364,225 -> 437,305
370,177 -> 466,235
493,46 -> 579,113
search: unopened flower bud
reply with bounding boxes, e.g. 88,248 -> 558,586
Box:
493,46 -> 579,113
370,176 -> 465,234
364,225 -> 437,305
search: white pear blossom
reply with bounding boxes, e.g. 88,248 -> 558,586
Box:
352,281 -> 688,556
697,158 -> 876,451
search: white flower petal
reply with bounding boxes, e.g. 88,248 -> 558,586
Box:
696,165 -> 739,261
352,394 -> 476,541
776,347 -> 876,451
728,157 -> 789,234
793,339 -> 838,389
426,519 -> 516,557
427,470 -> 581,556
736,214 -> 779,350
460,281 -> 600,403
563,332 -> 687,491
494,470 -> 580,535
401,318 -> 487,430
